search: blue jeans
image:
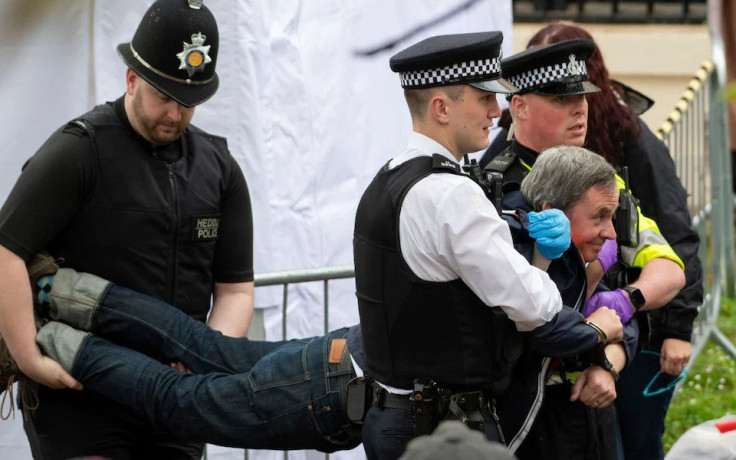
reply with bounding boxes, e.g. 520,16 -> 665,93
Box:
614,340 -> 675,460
71,283 -> 361,452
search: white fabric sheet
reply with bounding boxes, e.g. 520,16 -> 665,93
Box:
0,0 -> 511,458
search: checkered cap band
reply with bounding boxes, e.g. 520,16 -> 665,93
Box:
507,55 -> 588,91
399,57 -> 501,88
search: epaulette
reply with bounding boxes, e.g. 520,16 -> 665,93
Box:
61,120 -> 89,137
431,154 -> 461,174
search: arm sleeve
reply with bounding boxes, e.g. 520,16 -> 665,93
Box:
620,318 -> 640,367
401,176 -> 563,331
616,174 -> 684,270
527,307 -> 599,358
500,212 -> 534,264
502,201 -> 602,354
0,124 -> 95,261
212,154 -> 254,283
625,122 -> 702,341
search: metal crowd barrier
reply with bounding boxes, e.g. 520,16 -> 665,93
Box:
653,0 -> 736,374
255,265 -> 355,341
215,268 -> 356,460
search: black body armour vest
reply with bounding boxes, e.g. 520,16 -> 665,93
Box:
354,155 -> 522,391
485,141 -> 539,187
48,102 -> 232,321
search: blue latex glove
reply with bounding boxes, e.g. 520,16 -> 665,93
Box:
597,238 -> 618,273
527,209 -> 571,260
584,288 -> 634,323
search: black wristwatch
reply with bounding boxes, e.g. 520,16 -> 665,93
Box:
622,285 -> 646,311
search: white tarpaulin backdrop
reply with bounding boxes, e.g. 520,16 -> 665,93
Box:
0,0 -> 511,458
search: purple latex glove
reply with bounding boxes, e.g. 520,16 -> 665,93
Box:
584,288 -> 634,323
597,238 -> 618,273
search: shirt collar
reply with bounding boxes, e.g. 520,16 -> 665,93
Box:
408,132 -> 456,160
390,132 -> 458,169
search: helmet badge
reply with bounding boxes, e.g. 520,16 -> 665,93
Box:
188,0 -> 203,9
176,32 -> 212,77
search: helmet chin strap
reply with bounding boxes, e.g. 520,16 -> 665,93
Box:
506,121 -> 515,141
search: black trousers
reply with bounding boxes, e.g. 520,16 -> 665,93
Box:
22,384 -> 204,460
361,403 -> 502,460
514,382 -> 619,460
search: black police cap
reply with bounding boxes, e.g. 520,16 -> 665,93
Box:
502,39 -> 600,96
118,0 -> 219,107
389,32 -> 517,94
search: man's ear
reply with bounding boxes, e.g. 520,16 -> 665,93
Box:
125,68 -> 138,96
510,94 -> 527,120
541,202 -> 552,211
429,93 -> 450,124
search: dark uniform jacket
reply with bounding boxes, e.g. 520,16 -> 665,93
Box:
481,120 -> 702,344
0,96 -> 254,453
497,189 -> 639,453
0,97 -> 254,321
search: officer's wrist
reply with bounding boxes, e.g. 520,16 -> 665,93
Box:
607,365 -> 620,382
587,343 -> 619,381
621,285 -> 646,311
585,320 -> 608,343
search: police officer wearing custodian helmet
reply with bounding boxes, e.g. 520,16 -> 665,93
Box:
0,1 -> 254,458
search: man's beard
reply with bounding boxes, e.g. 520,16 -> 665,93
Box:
132,92 -> 185,146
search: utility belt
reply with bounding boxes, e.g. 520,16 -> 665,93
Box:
363,378 -> 502,440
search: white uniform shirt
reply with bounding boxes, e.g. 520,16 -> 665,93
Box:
390,132 -> 563,332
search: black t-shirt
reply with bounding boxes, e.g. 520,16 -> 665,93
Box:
0,96 -> 254,318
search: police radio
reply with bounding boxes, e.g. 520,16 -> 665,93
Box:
608,167 -> 651,348
462,156 -> 503,214
614,166 -> 639,248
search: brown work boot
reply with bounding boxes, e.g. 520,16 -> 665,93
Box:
0,253 -> 60,419
0,331 -> 22,413
0,329 -> 40,420
27,252 -> 62,289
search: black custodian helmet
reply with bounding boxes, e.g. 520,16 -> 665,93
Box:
117,0 -> 219,107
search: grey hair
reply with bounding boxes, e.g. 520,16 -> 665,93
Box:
521,145 -> 617,212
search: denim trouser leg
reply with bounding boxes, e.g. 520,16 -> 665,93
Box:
615,341 -> 675,460
73,327 -> 360,452
91,284 -> 286,374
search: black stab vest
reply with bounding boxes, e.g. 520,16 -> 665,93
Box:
354,155 -> 522,391
48,102 -> 233,321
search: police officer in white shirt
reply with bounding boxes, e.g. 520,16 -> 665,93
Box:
352,32 -> 619,460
